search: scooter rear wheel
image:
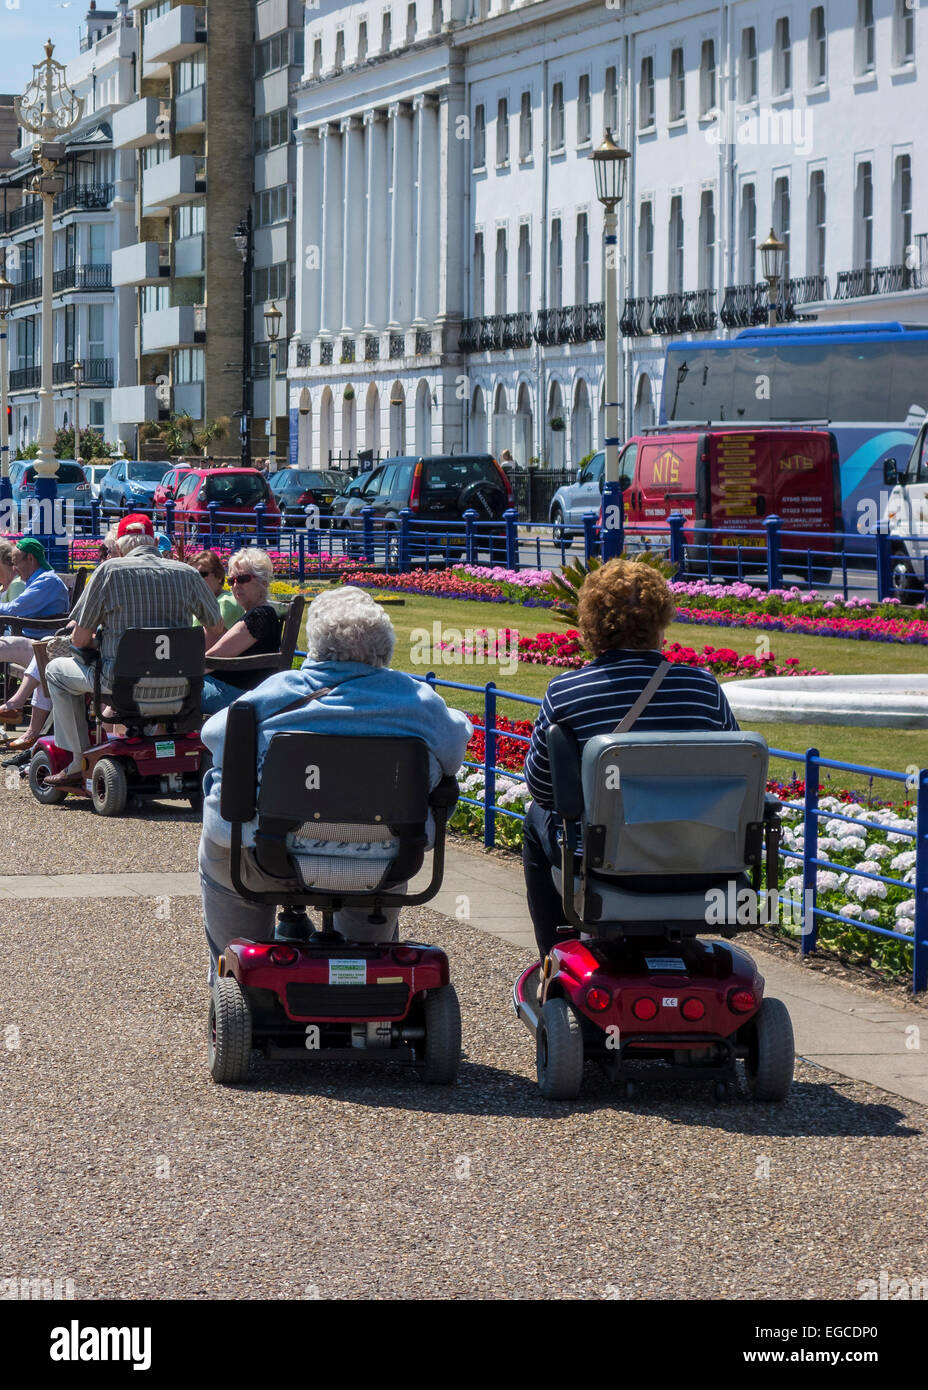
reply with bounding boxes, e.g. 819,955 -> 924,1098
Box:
29,748 -> 67,805
537,997 -> 584,1101
418,984 -> 461,1085
91,757 -> 127,817
744,997 -> 794,1101
208,977 -> 253,1084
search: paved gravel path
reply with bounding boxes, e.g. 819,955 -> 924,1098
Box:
2,895 -> 926,1300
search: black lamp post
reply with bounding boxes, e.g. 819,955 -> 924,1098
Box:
233,208 -> 253,468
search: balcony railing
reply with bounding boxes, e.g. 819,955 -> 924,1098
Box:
364,334 -> 380,361
415,328 -> 433,354
340,337 -> 356,364
835,264 -> 924,300
8,200 -> 42,232
296,342 -> 312,366
53,183 -> 114,215
720,283 -> 767,329
649,290 -> 717,335
10,366 -> 40,390
53,264 -> 112,293
388,332 -> 405,359
619,297 -> 650,336
534,302 -> 605,345
458,312 -> 534,352
319,340 -> 333,365
52,358 -> 114,386
11,277 -> 42,305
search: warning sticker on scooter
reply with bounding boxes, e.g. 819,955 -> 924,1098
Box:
155,741 -> 175,758
645,957 -> 687,972
329,959 -> 366,985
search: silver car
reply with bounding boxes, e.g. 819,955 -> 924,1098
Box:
548,451 -> 605,542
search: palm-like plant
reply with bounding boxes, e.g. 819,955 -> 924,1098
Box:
543,551 -> 679,627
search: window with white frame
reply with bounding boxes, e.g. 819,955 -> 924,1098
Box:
575,212 -> 589,303
174,348 -> 205,384
431,0 -> 442,35
894,153 -> 912,265
496,98 -> 509,166
698,190 -> 715,290
669,47 -> 685,121
88,224 -> 106,266
495,228 -> 508,314
549,218 -> 563,308
254,263 -> 288,302
604,66 -> 618,133
893,0 -> 915,65
808,8 -> 827,86
774,18 -> 792,95
856,161 -> 873,271
638,202 -> 654,299
668,195 -> 684,293
334,29 -> 345,69
639,56 -> 655,127
518,223 -> 531,313
808,170 -> 826,281
699,40 -> 717,115
406,3 -> 417,45
358,20 -> 368,62
856,0 -> 876,75
550,82 -> 565,150
473,232 -> 485,316
88,399 -> 104,428
519,91 -> 532,160
739,27 -> 757,102
473,104 -> 486,168
381,11 -> 392,53
256,185 -> 289,227
740,183 -> 757,281
577,73 -> 591,145
312,37 -> 322,76
773,177 -> 791,283
88,303 -> 105,359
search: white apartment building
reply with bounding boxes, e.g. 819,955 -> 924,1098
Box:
0,3 -> 138,453
289,0 -> 928,469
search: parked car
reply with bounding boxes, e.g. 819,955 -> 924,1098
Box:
10,460 -> 91,509
99,458 -> 171,513
331,454 -> 513,562
880,427 -> 928,599
153,465 -> 194,516
171,467 -> 281,540
268,467 -> 346,523
84,462 -> 112,500
548,453 -> 606,542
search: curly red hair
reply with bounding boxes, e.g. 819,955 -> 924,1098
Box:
577,560 -> 675,655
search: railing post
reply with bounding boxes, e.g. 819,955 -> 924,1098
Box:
600,481 -> 624,562
764,514 -> 782,590
398,507 -> 411,572
668,510 -> 686,575
802,748 -> 820,955
484,681 -> 497,849
361,504 -> 374,563
90,495 -> 101,540
304,504 -> 319,553
914,769 -> 928,993
504,507 -> 519,571
255,501 -> 266,548
582,510 -> 597,564
875,523 -> 893,603
297,530 -> 305,582
164,497 -> 175,540
208,500 -> 219,549
464,507 -> 477,566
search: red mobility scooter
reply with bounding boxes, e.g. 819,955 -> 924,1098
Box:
207,701 -> 461,1085
513,728 -> 794,1102
29,627 -> 209,815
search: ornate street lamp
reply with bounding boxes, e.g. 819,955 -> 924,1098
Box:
590,128 -> 630,560
264,300 -> 282,473
72,357 -> 83,470
0,265 -> 13,501
760,228 -> 787,328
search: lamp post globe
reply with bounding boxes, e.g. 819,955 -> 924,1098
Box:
760,228 -> 787,327
590,130 -> 630,561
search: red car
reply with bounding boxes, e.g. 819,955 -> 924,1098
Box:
171,467 -> 282,540
153,465 -> 193,517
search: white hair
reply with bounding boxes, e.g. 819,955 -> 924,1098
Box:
228,547 -> 273,594
117,526 -> 156,556
305,586 -> 395,667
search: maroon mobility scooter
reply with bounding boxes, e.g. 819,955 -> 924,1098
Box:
513,727 -> 794,1102
208,700 -> 461,1085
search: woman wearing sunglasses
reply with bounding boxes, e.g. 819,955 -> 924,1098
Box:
191,550 -> 243,632
201,547 -> 281,715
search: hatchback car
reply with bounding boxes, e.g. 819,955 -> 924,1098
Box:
99,458 -> 171,513
153,466 -> 194,516
172,467 -> 281,540
84,462 -> 112,500
10,460 -> 92,508
268,467 -> 346,523
331,454 -> 512,563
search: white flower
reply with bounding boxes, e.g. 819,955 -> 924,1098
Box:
816,871 -> 847,891
846,876 -> 887,901
840,903 -> 864,918
904,868 -> 916,885
837,836 -> 867,852
890,850 -> 917,871
783,874 -> 804,895
894,898 -> 917,918
816,835 -> 843,853
862,908 -> 881,922
855,860 -> 883,875
866,843 -> 893,860
896,918 -> 915,936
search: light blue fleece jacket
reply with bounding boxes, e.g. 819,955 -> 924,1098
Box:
201,659 -> 472,848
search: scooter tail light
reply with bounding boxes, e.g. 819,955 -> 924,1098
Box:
393,946 -> 420,964
729,988 -> 756,1014
586,986 -> 612,1012
269,945 -> 299,966
632,996 -> 658,1021
409,462 -> 423,513
681,997 -> 705,1021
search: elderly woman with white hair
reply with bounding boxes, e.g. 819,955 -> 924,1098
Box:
200,547 -> 282,715
198,585 -> 472,981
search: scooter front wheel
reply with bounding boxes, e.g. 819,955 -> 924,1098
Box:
536,997 -> 584,1101
29,748 -> 67,805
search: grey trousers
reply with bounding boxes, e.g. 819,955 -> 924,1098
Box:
45,656 -> 96,768
199,834 -> 403,983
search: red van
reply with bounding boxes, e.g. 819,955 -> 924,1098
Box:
613,428 -> 841,579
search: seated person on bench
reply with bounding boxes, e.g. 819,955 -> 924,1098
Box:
200,547 -> 282,715
0,538 -> 70,675
522,560 -> 739,960
199,585 -> 472,984
43,513 -> 224,787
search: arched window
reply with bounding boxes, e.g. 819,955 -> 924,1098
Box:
319,387 -> 334,467
365,382 -> 380,454
389,381 -> 406,455
572,378 -> 591,463
415,379 -> 432,455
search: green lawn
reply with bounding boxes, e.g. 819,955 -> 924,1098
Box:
294,590 -> 926,781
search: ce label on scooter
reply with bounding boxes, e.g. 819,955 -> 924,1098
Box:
662,997 -> 678,1007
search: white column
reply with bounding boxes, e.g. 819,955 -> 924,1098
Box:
363,110 -> 389,330
413,94 -> 440,325
295,128 -> 323,346
436,80 -> 467,325
318,124 -> 343,338
341,116 -> 366,333
388,102 -> 414,328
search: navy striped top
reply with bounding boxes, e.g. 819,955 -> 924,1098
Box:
524,649 -> 739,808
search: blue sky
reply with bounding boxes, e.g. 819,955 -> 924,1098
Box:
2,1 -> 87,99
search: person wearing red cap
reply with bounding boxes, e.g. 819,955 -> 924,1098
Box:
43,511 -> 225,785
